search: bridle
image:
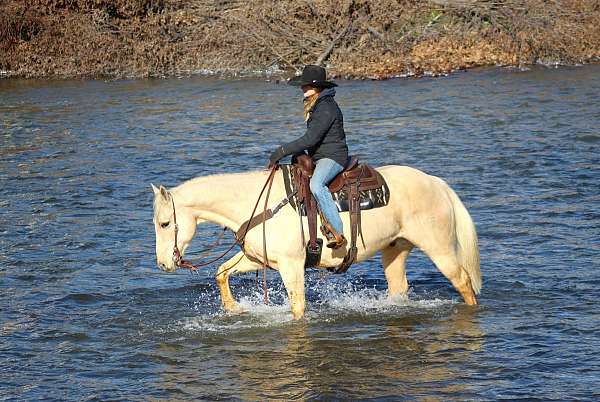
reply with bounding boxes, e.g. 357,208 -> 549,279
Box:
166,165 -> 279,275
169,196 -> 237,271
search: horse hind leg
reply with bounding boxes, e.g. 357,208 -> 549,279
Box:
381,239 -> 413,299
429,252 -> 478,305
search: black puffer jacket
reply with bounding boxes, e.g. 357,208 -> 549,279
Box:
271,88 -> 349,167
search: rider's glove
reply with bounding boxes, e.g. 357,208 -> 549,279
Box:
269,146 -> 286,165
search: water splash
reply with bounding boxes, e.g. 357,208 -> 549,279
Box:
179,280 -> 456,333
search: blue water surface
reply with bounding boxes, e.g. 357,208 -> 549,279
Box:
1,65 -> 599,400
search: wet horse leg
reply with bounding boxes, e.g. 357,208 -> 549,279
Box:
406,211 -> 478,305
429,252 -> 478,305
381,239 -> 413,298
277,257 -> 306,319
216,251 -> 261,313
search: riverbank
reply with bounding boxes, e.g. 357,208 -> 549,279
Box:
1,0 -> 599,80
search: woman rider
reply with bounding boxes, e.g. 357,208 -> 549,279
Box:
269,65 -> 349,249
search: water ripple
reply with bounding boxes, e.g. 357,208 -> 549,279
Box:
1,65 -> 599,400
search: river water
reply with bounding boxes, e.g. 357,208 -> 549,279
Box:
1,65 -> 599,400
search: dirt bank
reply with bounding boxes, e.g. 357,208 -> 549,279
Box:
1,0 -> 599,79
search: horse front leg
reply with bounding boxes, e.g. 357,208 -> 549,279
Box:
216,251 -> 261,314
277,257 -> 306,320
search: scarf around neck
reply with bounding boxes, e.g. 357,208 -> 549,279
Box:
303,87 -> 336,121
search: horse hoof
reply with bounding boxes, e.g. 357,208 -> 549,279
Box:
224,304 -> 248,315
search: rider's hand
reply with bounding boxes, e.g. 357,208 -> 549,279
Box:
269,146 -> 286,165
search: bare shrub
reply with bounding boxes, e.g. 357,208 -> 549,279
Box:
0,0 -> 598,78
27,0 -> 166,17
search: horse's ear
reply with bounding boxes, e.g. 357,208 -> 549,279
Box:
159,185 -> 170,201
151,183 -> 159,196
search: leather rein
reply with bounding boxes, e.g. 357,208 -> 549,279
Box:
169,165 -> 281,274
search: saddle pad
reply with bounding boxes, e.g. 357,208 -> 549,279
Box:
280,164 -> 390,215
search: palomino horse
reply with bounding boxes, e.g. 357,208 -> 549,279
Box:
152,165 -> 481,319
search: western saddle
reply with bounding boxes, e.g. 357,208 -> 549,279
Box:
291,154 -> 388,273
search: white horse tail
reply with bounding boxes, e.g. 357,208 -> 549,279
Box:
445,184 -> 482,294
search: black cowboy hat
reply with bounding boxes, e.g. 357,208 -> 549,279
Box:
288,65 -> 337,88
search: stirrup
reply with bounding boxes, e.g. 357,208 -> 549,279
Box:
320,211 -> 345,249
319,210 -> 339,241
327,234 -> 346,249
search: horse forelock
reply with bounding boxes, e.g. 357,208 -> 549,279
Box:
152,191 -> 171,221
152,195 -> 160,221
152,195 -> 160,216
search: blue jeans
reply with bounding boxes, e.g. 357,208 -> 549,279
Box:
310,158 -> 344,235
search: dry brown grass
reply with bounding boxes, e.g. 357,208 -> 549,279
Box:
1,0 -> 598,78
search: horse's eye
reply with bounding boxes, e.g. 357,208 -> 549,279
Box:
160,221 -> 170,229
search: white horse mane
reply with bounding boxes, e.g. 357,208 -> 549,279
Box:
174,169 -> 265,190
153,170 -> 266,211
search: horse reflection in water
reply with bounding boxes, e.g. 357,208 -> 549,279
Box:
153,305 -> 484,399
152,165 -> 481,319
